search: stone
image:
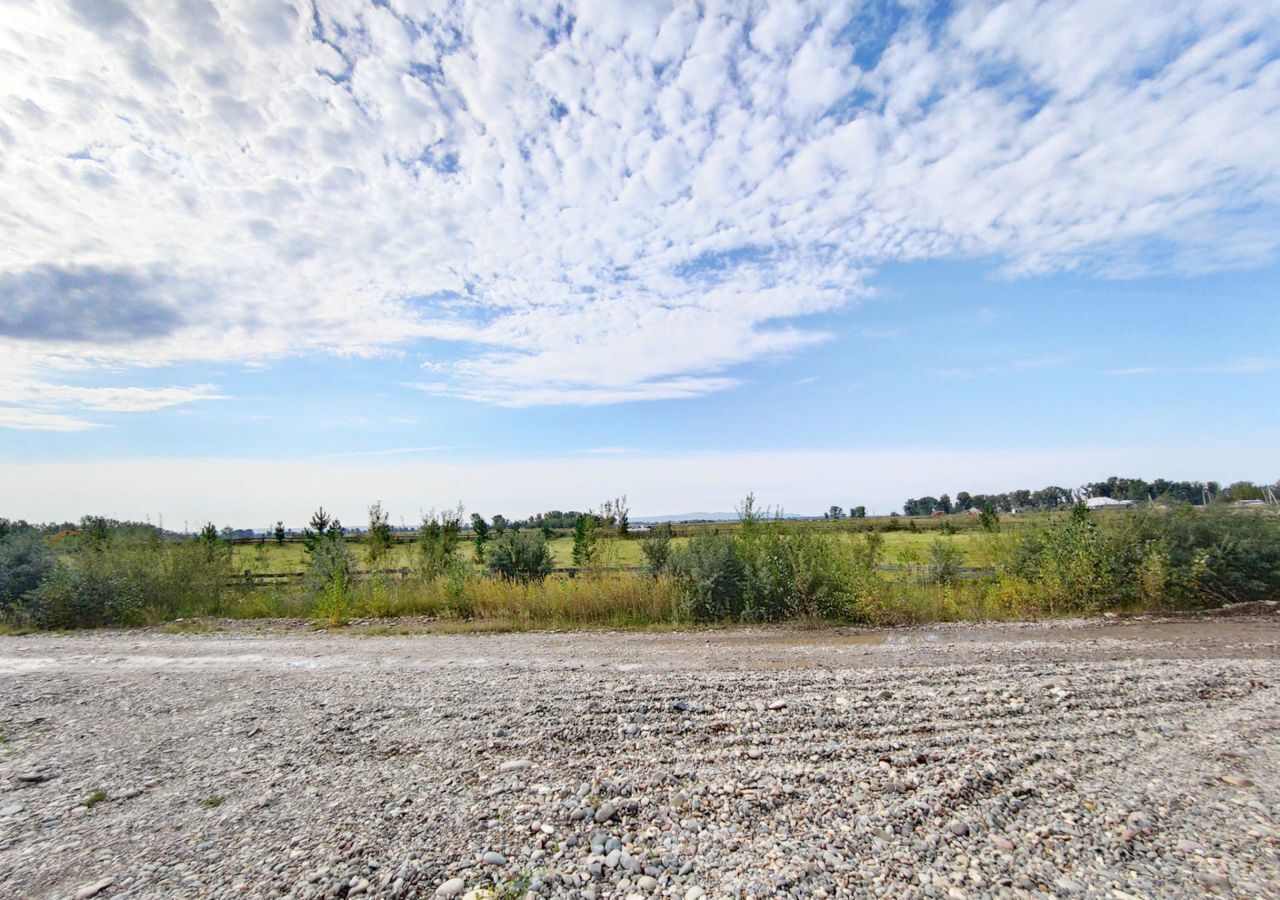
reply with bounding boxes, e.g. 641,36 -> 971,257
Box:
498,760 -> 532,774
482,851 -> 506,865
436,877 -> 466,897
594,802 -> 618,823
75,879 -> 115,900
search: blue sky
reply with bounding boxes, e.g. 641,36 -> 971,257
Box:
1,0 -> 1278,525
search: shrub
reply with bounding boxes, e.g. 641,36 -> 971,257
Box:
668,534 -> 744,621
487,531 -> 554,583
571,515 -> 600,567
0,531 -> 56,608
306,532 -> 353,597
639,523 -> 674,578
417,506 -> 464,577
928,539 -> 964,585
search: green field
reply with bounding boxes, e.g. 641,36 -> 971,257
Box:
230,525 -> 995,575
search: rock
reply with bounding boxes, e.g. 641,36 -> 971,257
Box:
594,801 -> 618,823
436,877 -> 466,897
684,889 -> 705,900
14,772 -> 51,784
990,834 -> 1014,851
637,875 -> 658,891
768,700 -> 787,710
482,851 -> 506,865
0,804 -> 23,817
75,879 -> 114,899
1220,774 -> 1253,788
1176,839 -> 1206,853
948,822 -> 969,837
498,759 -> 532,773
1197,872 -> 1230,889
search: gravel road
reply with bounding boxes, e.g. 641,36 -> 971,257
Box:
1,614 -> 1278,899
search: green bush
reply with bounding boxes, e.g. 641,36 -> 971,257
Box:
668,533 -> 744,621
0,531 -> 56,608
639,523 -> 674,578
487,531 -> 554,583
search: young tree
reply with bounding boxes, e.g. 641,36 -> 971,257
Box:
274,521 -> 286,545
365,501 -> 393,567
640,522 -> 674,578
827,505 -> 844,520
470,513 -> 490,563
418,506 -> 464,577
571,514 -> 599,567
850,506 -> 867,519
978,503 -> 999,533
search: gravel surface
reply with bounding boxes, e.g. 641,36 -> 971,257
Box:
1,614 -> 1278,899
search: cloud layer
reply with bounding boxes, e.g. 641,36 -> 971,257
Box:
2,0 -> 1278,417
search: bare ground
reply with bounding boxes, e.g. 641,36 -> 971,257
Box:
1,614 -> 1278,898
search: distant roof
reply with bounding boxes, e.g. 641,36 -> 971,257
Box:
1085,496 -> 1132,508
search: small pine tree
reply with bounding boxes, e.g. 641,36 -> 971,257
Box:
274,521 -> 286,545
471,514 -> 490,563
365,502 -> 393,567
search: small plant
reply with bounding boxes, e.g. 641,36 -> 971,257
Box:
84,790 -> 108,809
978,503 -> 1000,533
201,796 -> 224,808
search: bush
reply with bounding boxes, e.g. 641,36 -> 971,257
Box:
668,534 -> 744,621
0,531 -> 56,608
417,506 -> 464,577
487,531 -> 554,583
735,513 -> 861,621
639,524 -> 674,578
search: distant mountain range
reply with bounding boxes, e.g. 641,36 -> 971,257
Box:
633,511 -> 809,524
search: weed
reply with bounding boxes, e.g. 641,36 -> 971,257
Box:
201,796 -> 224,808
84,790 -> 108,808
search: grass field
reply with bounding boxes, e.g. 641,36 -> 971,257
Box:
229,527 -> 995,574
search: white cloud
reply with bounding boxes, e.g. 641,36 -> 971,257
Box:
0,408 -> 101,432
0,0 -> 1277,406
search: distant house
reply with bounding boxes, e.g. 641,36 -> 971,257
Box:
1085,497 -> 1132,510
1232,499 -> 1266,508
965,507 -> 982,517
930,509 -> 946,517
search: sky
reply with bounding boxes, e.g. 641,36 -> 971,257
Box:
1,0 -> 1278,527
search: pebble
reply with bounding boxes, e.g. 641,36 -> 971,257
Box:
74,879 -> 114,899
482,851 -> 506,865
436,877 -> 466,897
594,802 -> 618,823
498,759 -> 532,773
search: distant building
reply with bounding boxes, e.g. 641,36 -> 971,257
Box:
1232,499 -> 1266,508
1085,497 -> 1132,510
965,507 -> 982,517
930,509 -> 946,517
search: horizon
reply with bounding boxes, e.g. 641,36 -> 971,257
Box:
2,1 -> 1279,520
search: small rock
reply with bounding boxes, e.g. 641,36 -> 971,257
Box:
948,822 -> 969,837
637,875 -> 658,891
482,851 -> 506,865
990,835 -> 1014,851
0,804 -> 24,817
498,760 -> 532,774
1220,774 -> 1253,788
594,802 -> 618,823
75,879 -> 115,900
768,700 -> 787,710
1197,872 -> 1230,889
436,877 -> 466,897
14,772 -> 51,784
684,889 -> 706,900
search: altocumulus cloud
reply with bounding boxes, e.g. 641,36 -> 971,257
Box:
0,0 -> 1278,421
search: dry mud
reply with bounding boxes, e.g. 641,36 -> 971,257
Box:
1,615 -> 1278,898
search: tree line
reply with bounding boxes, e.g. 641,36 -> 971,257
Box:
902,476 -> 1279,517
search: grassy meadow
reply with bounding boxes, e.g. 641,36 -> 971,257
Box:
3,505 -> 1276,633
